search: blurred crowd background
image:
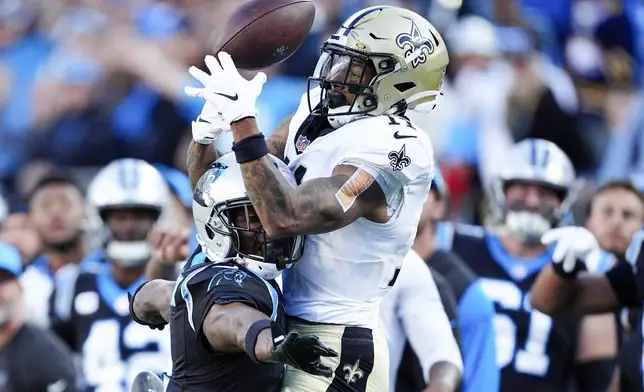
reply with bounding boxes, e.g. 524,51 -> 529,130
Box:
0,0 -> 643,226
0,0 -> 639,390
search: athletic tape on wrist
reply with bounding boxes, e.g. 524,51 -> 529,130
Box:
232,133 -> 268,163
245,319 -> 272,364
244,319 -> 285,364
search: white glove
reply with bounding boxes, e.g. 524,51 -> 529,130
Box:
191,101 -> 230,145
184,52 -> 266,124
541,227 -> 600,275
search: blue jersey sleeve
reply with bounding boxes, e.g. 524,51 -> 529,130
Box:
457,280 -> 500,392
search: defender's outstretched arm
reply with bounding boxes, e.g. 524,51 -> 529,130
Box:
130,280 -> 175,326
203,302 -> 338,377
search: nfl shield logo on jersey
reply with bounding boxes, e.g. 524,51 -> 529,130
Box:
295,135 -> 311,153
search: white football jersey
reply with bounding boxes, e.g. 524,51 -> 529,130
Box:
281,91 -> 435,328
380,250 -> 462,390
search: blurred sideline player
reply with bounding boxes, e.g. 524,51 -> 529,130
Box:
129,154 -> 337,392
21,170 -> 101,328
0,242 -> 77,391
408,167 -> 499,392
530,228 -> 644,392
583,180 -> 644,275
379,248 -> 463,392
144,164 -> 195,281
530,181 -> 644,392
184,6 -> 447,392
50,159 -> 172,392
583,180 -> 644,392
441,139 -> 617,392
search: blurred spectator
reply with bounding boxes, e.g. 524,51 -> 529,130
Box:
598,90 -> 644,181
153,163 -> 197,250
0,241 -> 77,391
21,169 -> 98,328
0,212 -> 42,264
0,0 -> 53,187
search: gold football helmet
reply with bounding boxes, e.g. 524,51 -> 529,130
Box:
308,6 -> 449,126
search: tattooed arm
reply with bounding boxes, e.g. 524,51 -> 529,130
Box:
232,119 -> 388,239
187,141 -> 221,190
187,113 -> 294,189
266,113 -> 294,160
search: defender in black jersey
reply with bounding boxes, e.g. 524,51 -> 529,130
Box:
448,139 -> 617,392
129,154 -> 337,392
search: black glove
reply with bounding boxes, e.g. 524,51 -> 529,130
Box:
551,257 -> 586,280
128,283 -> 168,331
270,331 -> 339,377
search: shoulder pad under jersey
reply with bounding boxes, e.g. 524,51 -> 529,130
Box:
335,115 -> 434,185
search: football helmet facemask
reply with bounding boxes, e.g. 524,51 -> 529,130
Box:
87,158 -> 172,267
490,139 -> 580,245
308,6 -> 449,128
193,153 -> 305,280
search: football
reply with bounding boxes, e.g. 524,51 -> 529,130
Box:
212,0 -> 316,70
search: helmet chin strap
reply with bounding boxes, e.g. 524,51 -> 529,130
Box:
324,90 -> 354,129
105,241 -> 151,268
235,256 -> 283,280
505,211 -> 553,246
328,106 -> 357,129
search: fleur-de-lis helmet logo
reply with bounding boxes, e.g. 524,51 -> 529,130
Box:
396,20 -> 435,68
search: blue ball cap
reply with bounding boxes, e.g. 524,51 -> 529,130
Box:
0,243 -> 22,278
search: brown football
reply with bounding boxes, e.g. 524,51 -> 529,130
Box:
212,0 -> 316,70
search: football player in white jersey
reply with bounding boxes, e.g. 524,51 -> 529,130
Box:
379,250 -> 462,392
183,6 -> 447,392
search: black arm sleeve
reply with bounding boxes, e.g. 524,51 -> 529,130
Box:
605,262 -> 640,308
574,359 -> 616,392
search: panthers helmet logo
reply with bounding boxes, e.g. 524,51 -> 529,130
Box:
395,21 -> 435,68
